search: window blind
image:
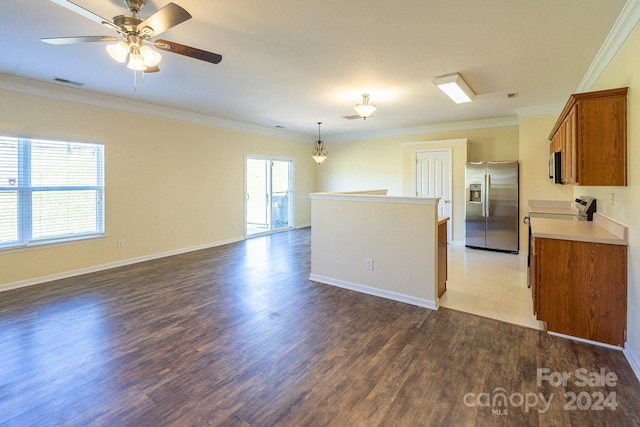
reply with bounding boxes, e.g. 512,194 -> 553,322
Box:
0,136 -> 104,249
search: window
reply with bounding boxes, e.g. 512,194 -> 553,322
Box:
0,136 -> 104,250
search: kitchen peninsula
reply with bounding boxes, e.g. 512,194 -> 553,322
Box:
309,190 -> 447,310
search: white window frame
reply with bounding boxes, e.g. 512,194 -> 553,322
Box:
0,136 -> 105,250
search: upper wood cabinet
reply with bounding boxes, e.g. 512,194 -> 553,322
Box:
549,87 -> 627,186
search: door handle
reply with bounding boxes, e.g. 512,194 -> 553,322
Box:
485,174 -> 491,217
481,176 -> 487,217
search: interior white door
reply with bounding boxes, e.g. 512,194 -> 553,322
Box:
415,149 -> 452,241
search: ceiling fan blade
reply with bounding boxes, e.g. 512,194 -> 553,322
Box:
154,39 -> 222,64
41,35 -> 120,45
137,3 -> 191,37
49,0 -> 112,26
144,65 -> 160,73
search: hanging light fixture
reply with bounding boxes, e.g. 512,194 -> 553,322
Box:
127,46 -> 146,70
106,35 -> 162,72
312,122 -> 328,164
106,41 -> 129,63
354,94 -> 376,120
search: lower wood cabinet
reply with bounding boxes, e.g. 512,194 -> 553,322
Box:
530,236 -> 627,346
438,221 -> 447,298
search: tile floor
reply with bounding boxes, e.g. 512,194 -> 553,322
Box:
439,245 -> 545,330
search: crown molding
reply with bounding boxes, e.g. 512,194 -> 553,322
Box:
0,73 -> 307,142
577,0 -> 640,92
326,116 -> 518,142
401,138 -> 468,146
516,103 -> 564,119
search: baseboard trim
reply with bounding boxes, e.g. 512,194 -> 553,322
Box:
547,331 -> 623,351
623,346 -> 640,384
0,236 -> 245,293
308,274 -> 437,310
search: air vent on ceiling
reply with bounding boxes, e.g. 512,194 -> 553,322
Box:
53,77 -> 84,86
342,115 -> 362,120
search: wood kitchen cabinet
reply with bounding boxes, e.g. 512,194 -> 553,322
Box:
437,220 -> 448,298
530,236 -> 627,347
549,87 -> 627,186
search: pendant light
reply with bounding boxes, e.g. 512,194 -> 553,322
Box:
312,122 -> 328,164
354,94 -> 376,120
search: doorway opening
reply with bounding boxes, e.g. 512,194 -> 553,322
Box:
245,156 -> 294,237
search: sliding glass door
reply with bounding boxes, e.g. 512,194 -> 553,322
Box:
245,156 -> 293,236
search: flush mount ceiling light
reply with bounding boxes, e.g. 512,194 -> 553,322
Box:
354,94 -> 376,120
433,73 -> 476,104
312,122 -> 328,164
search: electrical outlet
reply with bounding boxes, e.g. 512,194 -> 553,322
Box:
117,239 -> 125,248
365,258 -> 374,270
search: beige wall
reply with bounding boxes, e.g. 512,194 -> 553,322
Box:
0,90 -> 315,287
318,126 -> 519,246
310,193 -> 438,306
517,116 -> 574,247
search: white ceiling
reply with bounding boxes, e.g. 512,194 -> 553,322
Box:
0,0 -> 629,139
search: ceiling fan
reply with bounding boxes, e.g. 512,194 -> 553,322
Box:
42,0 -> 222,73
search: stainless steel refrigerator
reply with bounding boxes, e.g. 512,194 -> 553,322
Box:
465,161 -> 519,253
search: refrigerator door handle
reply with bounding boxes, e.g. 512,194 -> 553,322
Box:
485,174 -> 491,217
481,175 -> 486,217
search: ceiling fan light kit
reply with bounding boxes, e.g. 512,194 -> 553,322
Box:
43,0 -> 222,76
433,73 -> 476,104
106,41 -> 129,63
354,94 -> 376,120
140,46 -> 161,66
126,46 -> 147,71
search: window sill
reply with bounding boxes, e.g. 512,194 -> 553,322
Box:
0,234 -> 107,254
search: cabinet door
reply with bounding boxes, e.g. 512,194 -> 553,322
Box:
568,106 -> 578,184
437,222 -> 447,298
530,236 -> 538,316
561,120 -> 569,183
576,91 -> 627,186
536,238 -> 627,346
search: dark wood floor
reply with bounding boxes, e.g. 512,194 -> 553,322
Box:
1,228 -> 639,426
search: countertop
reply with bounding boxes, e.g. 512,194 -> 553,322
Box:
438,216 -> 449,225
531,213 -> 627,245
528,200 -> 579,216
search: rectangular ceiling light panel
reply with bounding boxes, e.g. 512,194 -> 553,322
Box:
433,73 -> 475,104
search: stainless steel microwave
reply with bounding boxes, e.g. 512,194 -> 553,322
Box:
549,151 -> 562,184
